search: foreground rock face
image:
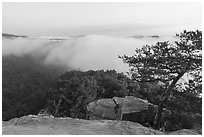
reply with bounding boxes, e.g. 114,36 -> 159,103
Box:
167,129 -> 200,135
2,115 -> 199,135
3,115 -> 164,135
87,96 -> 157,126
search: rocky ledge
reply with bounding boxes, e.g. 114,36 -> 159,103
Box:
2,115 -> 199,135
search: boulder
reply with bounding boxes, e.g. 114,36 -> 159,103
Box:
87,99 -> 116,120
87,96 -> 157,126
117,96 -> 152,114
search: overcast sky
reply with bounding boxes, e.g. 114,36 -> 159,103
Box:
2,2 -> 202,36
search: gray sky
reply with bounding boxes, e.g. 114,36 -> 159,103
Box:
2,2 -> 202,36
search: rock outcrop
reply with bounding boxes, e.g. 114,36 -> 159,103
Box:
2,115 -> 163,135
87,96 -> 157,126
2,115 -> 199,135
167,129 -> 199,135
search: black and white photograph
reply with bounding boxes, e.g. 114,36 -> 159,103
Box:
2,1 -> 202,135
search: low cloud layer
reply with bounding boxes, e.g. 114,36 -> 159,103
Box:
2,35 -> 176,73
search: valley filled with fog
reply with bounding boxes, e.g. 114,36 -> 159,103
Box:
3,34 -> 177,73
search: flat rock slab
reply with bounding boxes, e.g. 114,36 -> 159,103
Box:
3,115 -> 199,135
167,129 -> 199,135
2,115 -> 164,135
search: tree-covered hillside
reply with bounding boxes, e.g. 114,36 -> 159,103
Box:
2,55 -> 64,120
44,70 -> 142,118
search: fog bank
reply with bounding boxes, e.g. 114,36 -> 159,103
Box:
2,35 -> 177,73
